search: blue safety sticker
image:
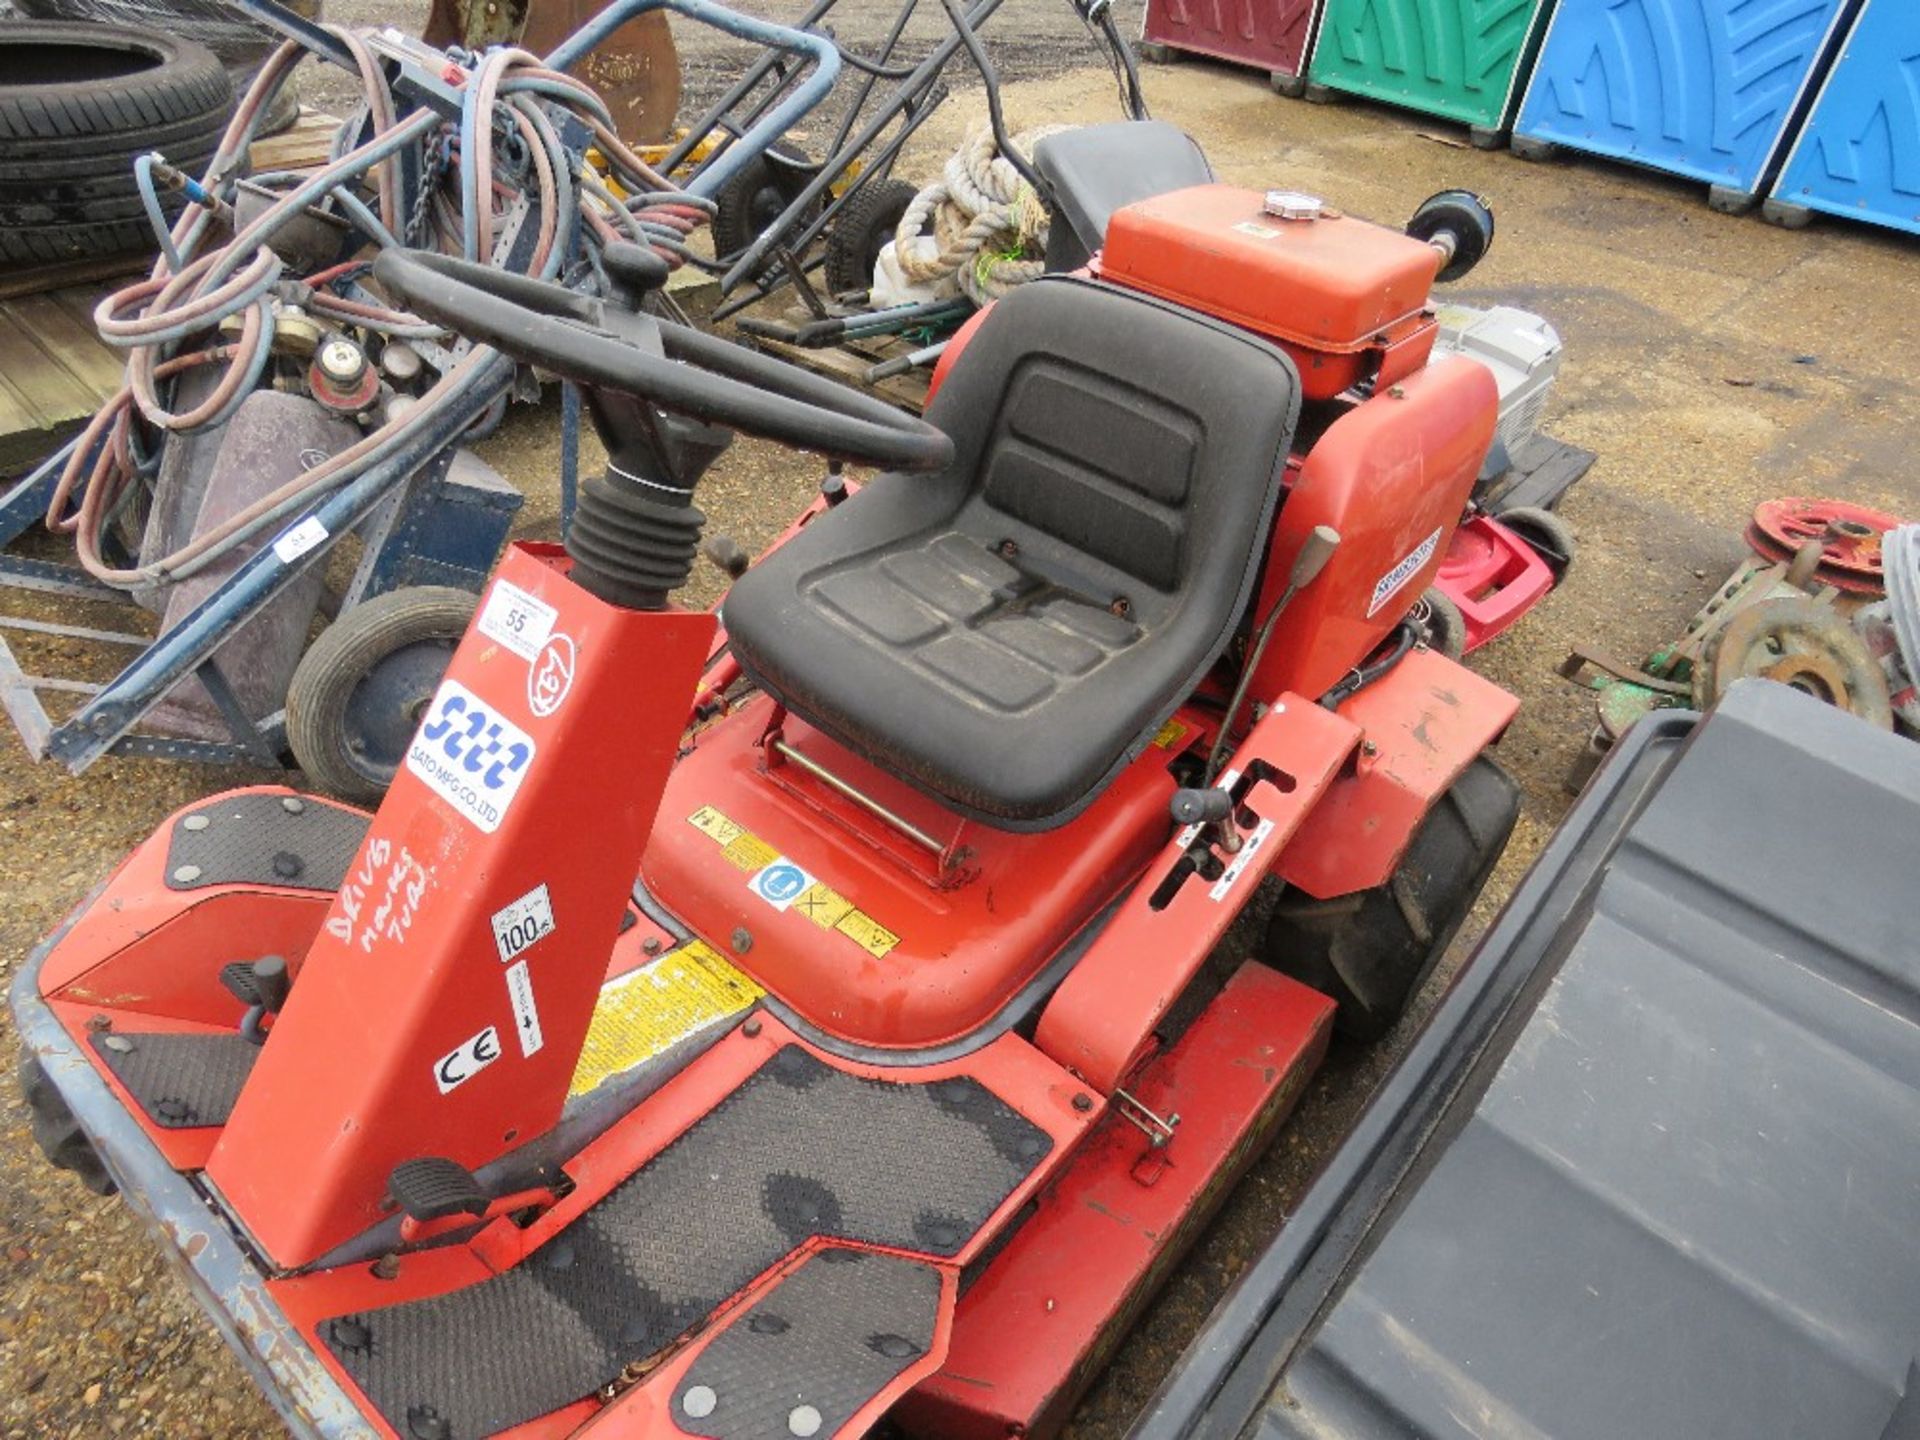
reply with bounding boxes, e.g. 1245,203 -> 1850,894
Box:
748,858 -> 817,912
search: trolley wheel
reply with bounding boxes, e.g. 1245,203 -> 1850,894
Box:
1499,504 -> 1576,581
710,143 -> 818,261
1416,585 -> 1467,661
20,1052 -> 114,1195
822,177 -> 922,297
1264,754 -> 1520,1041
286,586 -> 477,804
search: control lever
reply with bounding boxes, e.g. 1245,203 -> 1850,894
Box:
386,1157 -> 565,1246
221,955 -> 291,1045
1204,525 -> 1341,786
703,534 -> 750,579
1170,785 -> 1241,853
1169,788 -> 1231,826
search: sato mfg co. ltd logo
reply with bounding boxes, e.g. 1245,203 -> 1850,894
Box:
407,679 -> 536,832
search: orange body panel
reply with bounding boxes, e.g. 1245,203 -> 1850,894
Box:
1252,357 -> 1498,701
641,697 -> 1200,1050
208,547 -> 717,1268
1276,645 -> 1519,899
1034,696 -> 1360,1093
1097,185 -> 1442,399
902,962 -> 1332,1440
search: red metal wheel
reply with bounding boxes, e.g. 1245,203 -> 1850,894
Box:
1745,496 -> 1905,595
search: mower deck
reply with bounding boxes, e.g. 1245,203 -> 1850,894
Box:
19,760 -> 1336,1440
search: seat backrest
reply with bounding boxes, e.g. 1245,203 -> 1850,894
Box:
1034,121 -> 1216,274
928,276 -> 1302,635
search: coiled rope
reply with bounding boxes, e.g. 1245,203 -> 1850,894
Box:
891,122 -> 1069,306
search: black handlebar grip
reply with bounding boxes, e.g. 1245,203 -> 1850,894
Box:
1171,788 -> 1232,825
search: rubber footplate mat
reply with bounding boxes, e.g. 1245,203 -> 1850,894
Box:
325,1044 -> 1050,1439
673,1247 -> 941,1440
88,1030 -> 260,1128
165,793 -> 369,892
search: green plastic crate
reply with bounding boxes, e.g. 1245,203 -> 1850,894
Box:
1307,0 -> 1556,136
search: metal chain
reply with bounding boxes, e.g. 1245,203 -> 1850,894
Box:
405,128 -> 455,247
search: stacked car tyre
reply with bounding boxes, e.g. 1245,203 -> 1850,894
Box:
0,21 -> 234,264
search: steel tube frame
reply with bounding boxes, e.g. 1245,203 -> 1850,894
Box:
2,0 -> 841,776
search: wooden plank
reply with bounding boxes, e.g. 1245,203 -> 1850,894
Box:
746,331 -> 934,414
0,252 -> 145,304
249,107 -> 343,173
0,285 -> 125,474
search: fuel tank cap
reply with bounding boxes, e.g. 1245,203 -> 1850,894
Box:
1263,189 -> 1325,221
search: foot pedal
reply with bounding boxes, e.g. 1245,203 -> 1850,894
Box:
219,956 -> 290,1011
389,1158 -> 487,1222
219,962 -> 263,1006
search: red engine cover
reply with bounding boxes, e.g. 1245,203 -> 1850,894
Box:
1097,184 -> 1442,399
1253,357 -> 1499,700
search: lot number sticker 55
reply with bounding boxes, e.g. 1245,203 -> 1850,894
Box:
407,680 -> 536,832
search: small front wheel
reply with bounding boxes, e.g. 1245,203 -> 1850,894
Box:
1416,585 -> 1467,661
823,177 -> 922,298
1499,504 -> 1577,581
20,1052 -> 114,1195
286,586 -> 477,804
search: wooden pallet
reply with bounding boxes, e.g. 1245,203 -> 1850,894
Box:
0,110 -> 343,477
742,329 -> 936,415
0,287 -> 123,474
248,105 -> 344,174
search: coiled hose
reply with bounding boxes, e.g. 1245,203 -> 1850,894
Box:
48,27 -> 712,591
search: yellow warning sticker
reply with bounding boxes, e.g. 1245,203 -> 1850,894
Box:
568,940 -> 763,1099
834,909 -> 901,960
721,831 -> 780,871
688,804 -> 905,959
1152,719 -> 1190,750
688,805 -> 743,846
791,881 -> 855,930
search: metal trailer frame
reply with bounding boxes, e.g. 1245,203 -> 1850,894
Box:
696,0 -> 1145,319
0,0 -> 840,777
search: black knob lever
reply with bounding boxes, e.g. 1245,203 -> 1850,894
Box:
1170,788 -> 1232,826
600,242 -> 671,310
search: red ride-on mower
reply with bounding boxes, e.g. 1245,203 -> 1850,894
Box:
15,181 -> 1529,1440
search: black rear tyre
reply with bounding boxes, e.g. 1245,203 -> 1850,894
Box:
1265,754 -> 1520,1041
822,177 -> 920,297
0,22 -> 234,264
20,1052 -> 115,1195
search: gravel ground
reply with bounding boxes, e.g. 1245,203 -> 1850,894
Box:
4,13 -> 1920,1440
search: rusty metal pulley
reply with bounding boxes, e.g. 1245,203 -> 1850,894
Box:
1745,497 -> 1902,596
1694,596 -> 1894,727
423,0 -> 682,143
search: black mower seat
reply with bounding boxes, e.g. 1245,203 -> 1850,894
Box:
722,276 -> 1302,828
1034,120 -> 1215,273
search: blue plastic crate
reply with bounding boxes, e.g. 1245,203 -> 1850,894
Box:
1514,0 -> 1854,196
1771,0 -> 1920,235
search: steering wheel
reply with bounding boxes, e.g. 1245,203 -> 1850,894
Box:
372,245 -> 953,474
